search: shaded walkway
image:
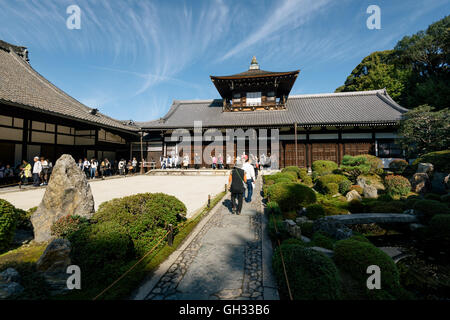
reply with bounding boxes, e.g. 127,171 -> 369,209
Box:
135,177 -> 278,300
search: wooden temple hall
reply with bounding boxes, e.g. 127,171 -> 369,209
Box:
1,38 -> 407,169
0,40 -> 139,167
139,57 -> 408,168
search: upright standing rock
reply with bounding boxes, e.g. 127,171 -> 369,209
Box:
31,154 -> 95,242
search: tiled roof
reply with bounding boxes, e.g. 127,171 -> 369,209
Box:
0,41 -> 139,133
211,69 -> 299,79
141,89 -> 409,129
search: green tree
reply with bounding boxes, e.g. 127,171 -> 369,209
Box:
397,105 -> 450,157
395,15 -> 450,109
335,50 -> 411,102
336,16 -> 449,110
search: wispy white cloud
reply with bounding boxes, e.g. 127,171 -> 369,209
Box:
219,0 -> 334,61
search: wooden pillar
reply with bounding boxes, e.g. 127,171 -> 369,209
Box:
21,118 -> 28,161
338,128 -> 343,165
306,129 -> 311,169
53,124 -> 58,162
94,129 -> 99,160
140,132 -> 144,174
294,123 -> 298,167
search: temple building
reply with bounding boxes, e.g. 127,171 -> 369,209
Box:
140,57 -> 408,168
0,40 -> 139,167
0,39 -> 408,170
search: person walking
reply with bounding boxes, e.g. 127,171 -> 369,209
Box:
19,160 -> 32,188
77,159 -> 83,171
40,157 -> 48,186
118,159 -> 126,175
90,158 -> 98,179
132,157 -> 138,173
242,156 -> 256,202
83,158 -> 90,178
100,159 -> 106,179
32,156 -> 42,187
228,162 -> 247,215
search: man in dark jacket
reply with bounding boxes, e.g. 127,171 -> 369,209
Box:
228,164 -> 247,215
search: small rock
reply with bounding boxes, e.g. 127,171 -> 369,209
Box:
0,268 -> 20,283
410,173 -> 431,194
0,282 -> 24,299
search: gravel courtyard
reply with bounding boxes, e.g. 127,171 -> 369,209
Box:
0,175 -> 228,218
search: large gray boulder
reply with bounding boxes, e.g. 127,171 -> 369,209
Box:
31,154 -> 95,242
431,172 -> 448,194
346,190 -> 362,202
410,173 -> 431,194
363,185 -> 378,199
36,238 -> 71,273
417,163 -> 434,175
37,239 -> 72,295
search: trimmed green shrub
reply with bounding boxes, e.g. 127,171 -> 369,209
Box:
281,166 -> 302,178
273,244 -> 342,300
348,199 -> 365,213
312,160 -> 338,176
282,238 -> 306,247
0,199 -> 18,253
299,221 -> 314,238
68,222 -> 135,284
339,179 -> 352,194
311,232 -> 335,250
298,168 -> 313,187
424,193 -> 442,201
360,154 -> 384,175
349,234 -> 370,243
413,199 -> 450,223
325,183 -> 339,196
266,201 -> 282,215
389,159 -> 409,175
51,215 -> 89,238
412,150 -> 450,173
316,174 -> 350,194
428,214 -> 450,251
350,185 -> 364,195
341,155 -> 371,181
13,208 -> 33,231
441,194 -> 450,203
267,182 -> 316,212
334,239 -> 403,299
283,170 -> 299,180
370,201 -> 405,213
94,193 -> 186,255
384,175 -> 411,197
305,204 -> 325,220
264,172 -> 297,186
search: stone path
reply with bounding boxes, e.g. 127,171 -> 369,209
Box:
140,177 -> 278,300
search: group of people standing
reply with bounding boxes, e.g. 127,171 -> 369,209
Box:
76,157 -> 139,179
159,152 -> 278,171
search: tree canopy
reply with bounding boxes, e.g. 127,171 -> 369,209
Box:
397,105 -> 449,157
336,15 -> 449,110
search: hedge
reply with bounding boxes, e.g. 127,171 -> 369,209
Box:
384,175 -> 411,197
94,193 -> 186,255
316,174 -> 350,195
281,166 -> 302,178
0,199 -> 18,253
264,172 -> 297,185
360,154 -> 384,175
305,204 -> 325,220
273,244 -> 342,300
311,160 -> 338,176
267,182 -> 316,212
334,239 -> 403,299
413,199 -> 450,223
51,215 -> 89,238
311,232 -> 335,250
389,159 -> 409,175
68,221 -> 135,285
266,201 -> 282,215
412,150 -> 450,173
428,214 -> 450,252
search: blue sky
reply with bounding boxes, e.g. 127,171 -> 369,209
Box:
0,0 -> 448,122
